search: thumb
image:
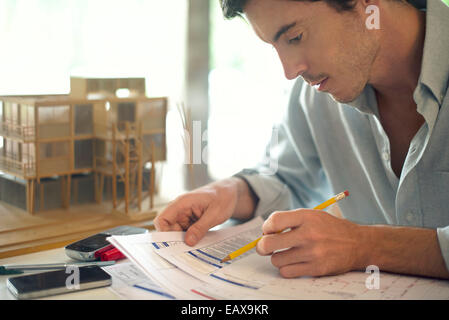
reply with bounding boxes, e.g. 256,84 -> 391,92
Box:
184,207 -> 219,246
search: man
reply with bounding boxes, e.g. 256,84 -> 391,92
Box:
155,0 -> 449,279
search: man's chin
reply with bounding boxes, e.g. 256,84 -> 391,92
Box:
328,87 -> 364,104
330,94 -> 357,104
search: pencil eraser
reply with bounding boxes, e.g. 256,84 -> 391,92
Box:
344,190 -> 349,197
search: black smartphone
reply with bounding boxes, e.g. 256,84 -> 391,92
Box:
65,225 -> 148,261
6,265 -> 112,300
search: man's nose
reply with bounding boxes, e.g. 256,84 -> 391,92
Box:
278,52 -> 307,80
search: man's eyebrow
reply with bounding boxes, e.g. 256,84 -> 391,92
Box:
273,22 -> 297,43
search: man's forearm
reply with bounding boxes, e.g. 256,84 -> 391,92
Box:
229,177 -> 259,220
226,177 -> 449,279
356,224 -> 449,279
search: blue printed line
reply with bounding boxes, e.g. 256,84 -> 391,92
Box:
133,285 -> 176,299
152,242 -> 160,250
188,251 -> 222,269
196,249 -> 222,262
210,274 -> 258,290
163,242 -> 169,247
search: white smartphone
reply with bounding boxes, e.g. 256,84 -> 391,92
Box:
6,265 -> 112,299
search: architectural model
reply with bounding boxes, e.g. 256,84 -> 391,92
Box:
0,77 -> 167,215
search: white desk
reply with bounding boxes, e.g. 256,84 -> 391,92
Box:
0,247 -> 120,300
0,218 -> 244,300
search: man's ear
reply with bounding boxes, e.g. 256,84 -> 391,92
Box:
353,0 -> 381,13
351,0 -> 380,15
358,0 -> 381,9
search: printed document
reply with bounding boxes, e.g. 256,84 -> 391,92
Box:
155,217 -> 449,299
103,261 -> 175,300
108,230 -> 266,300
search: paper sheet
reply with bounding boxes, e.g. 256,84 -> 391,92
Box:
108,231 -> 265,300
103,261 -> 175,300
214,253 -> 449,299
155,217 -> 449,300
108,233 -> 201,299
155,217 -> 265,288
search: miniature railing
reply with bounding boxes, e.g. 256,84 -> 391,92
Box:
0,121 -> 35,140
0,155 -> 35,178
23,162 -> 36,177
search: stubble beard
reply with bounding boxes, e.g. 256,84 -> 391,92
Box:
331,16 -> 380,104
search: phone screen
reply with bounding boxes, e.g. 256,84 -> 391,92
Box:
65,234 -> 110,252
7,266 -> 112,299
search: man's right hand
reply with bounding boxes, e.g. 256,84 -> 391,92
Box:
153,177 -> 258,246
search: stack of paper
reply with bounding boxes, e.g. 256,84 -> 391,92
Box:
102,261 -> 176,300
108,217 -> 449,300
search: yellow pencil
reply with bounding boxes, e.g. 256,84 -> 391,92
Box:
220,190 -> 350,263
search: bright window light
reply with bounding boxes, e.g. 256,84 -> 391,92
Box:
0,0 -> 188,99
115,89 -> 130,98
208,1 -> 294,180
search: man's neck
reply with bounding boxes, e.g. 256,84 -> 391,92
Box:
369,4 -> 426,106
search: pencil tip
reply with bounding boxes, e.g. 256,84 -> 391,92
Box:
221,256 -> 230,263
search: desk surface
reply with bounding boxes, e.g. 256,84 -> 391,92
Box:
5,217 -> 448,300
0,219 -> 242,300
0,247 -> 120,300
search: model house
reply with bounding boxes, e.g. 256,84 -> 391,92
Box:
0,77 -> 167,215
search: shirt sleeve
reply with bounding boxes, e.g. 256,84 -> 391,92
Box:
436,226 -> 449,272
234,79 -> 332,220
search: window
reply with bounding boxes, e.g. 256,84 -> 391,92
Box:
74,104 -> 93,136
74,139 -> 93,169
39,141 -> 69,160
38,106 -> 70,139
208,1 -> 295,180
0,0 -> 188,99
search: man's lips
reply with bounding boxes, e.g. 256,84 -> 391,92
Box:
309,77 -> 329,91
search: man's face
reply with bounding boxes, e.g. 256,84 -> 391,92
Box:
244,0 -> 380,103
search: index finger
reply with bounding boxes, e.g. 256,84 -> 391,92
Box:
154,196 -> 192,231
263,209 -> 317,235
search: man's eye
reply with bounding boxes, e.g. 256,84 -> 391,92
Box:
288,33 -> 303,44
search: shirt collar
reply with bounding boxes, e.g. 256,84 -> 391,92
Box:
418,0 -> 449,106
345,84 -> 378,116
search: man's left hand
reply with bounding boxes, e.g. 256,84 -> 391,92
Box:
256,209 -> 364,278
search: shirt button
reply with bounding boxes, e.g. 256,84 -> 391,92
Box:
382,152 -> 390,161
406,212 -> 415,223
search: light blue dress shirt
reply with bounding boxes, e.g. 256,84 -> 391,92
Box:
237,0 -> 449,270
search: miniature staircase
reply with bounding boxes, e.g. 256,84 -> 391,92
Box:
113,122 -> 147,215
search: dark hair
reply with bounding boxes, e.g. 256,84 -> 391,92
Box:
219,0 -> 359,19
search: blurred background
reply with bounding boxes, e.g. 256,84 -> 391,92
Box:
0,0 -> 294,200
